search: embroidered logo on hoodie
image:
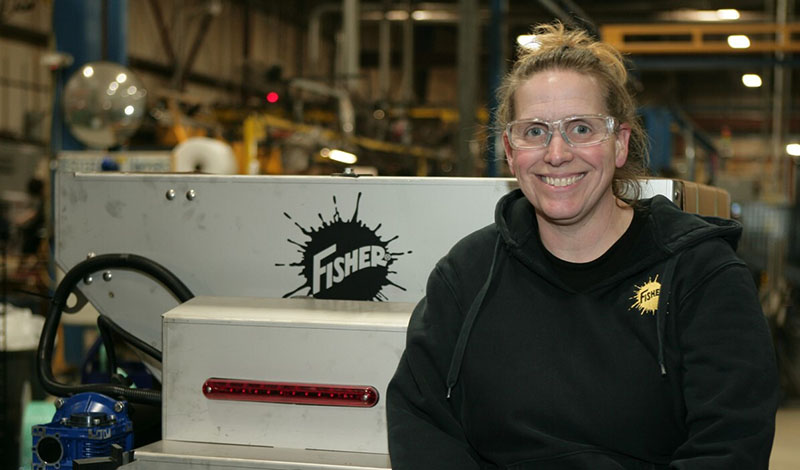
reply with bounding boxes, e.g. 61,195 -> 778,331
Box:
630,275 -> 660,315
277,192 -> 410,300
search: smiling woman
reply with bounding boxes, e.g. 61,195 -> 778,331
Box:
387,21 -> 779,470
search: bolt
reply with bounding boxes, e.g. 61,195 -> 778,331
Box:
114,401 -> 125,413
103,271 -> 112,282
343,167 -> 355,175
166,189 -> 176,200
84,275 -> 93,285
87,252 -> 96,259
186,189 -> 196,200
55,398 -> 65,409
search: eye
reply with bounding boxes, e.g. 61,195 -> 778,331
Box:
569,121 -> 594,135
522,123 -> 548,138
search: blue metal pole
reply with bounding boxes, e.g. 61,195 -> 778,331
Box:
52,0 -> 103,152
51,0 -> 128,153
50,0 -> 128,369
107,0 -> 128,66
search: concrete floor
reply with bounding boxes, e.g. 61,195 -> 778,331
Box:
771,407 -> 800,469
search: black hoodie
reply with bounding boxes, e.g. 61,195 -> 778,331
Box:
387,190 -> 779,470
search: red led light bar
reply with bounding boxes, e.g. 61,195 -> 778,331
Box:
202,378 -> 379,408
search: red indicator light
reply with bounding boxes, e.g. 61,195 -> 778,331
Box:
202,378 -> 379,407
266,92 -> 279,103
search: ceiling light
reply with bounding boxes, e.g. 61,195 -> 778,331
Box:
321,148 -> 357,164
82,66 -> 94,78
741,74 -> 762,87
787,143 -> 800,157
517,35 -> 540,50
727,35 -> 751,49
716,9 -> 740,20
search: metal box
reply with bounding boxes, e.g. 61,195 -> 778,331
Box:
161,296 -> 413,454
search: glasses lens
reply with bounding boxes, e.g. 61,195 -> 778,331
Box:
510,121 -> 550,148
563,117 -> 610,145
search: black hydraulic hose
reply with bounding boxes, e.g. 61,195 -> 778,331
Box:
98,314 -> 163,362
97,313 -> 164,378
96,315 -> 118,382
37,253 -> 194,405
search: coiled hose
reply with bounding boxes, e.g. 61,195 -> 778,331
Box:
37,254 -> 194,405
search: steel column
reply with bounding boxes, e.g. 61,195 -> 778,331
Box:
456,0 -> 478,176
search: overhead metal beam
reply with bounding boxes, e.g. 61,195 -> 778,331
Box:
172,7 -> 216,90
602,23 -> 800,54
0,22 -> 48,47
632,55 -> 800,70
146,0 -> 177,64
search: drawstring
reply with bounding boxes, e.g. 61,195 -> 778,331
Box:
655,254 -> 681,377
446,235 -> 503,399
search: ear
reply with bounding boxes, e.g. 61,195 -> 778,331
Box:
614,123 -> 632,169
503,132 -> 516,175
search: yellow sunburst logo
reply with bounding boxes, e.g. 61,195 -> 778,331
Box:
630,275 -> 661,316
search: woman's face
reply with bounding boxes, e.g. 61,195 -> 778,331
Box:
504,69 -> 631,229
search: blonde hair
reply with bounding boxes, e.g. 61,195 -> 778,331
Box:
496,22 -> 649,201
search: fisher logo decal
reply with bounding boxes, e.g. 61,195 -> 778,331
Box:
277,192 -> 409,300
630,275 -> 660,315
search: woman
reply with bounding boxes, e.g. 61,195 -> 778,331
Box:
387,23 -> 778,469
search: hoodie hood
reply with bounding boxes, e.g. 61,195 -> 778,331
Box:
494,189 -> 742,289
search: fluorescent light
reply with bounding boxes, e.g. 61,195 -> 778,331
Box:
787,143 -> 800,157
82,65 -> 94,78
716,9 -> 740,20
328,149 -> 357,164
517,35 -> 540,50
321,148 -> 358,164
727,35 -> 751,49
741,74 -> 762,87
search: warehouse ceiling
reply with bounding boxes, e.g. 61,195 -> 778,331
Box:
283,0 -> 799,139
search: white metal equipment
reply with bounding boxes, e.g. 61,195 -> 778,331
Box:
53,172 -> 726,469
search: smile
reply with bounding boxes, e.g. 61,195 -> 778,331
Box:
540,174 -> 585,187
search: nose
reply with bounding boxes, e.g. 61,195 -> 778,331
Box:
542,131 -> 573,166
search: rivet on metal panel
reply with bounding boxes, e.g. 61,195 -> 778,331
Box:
103,271 -> 113,282
86,252 -> 96,259
83,275 -> 93,285
166,189 -> 177,200
186,189 -> 197,200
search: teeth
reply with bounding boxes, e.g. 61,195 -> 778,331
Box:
541,174 -> 584,187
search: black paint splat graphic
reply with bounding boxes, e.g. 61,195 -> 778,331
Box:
277,192 -> 410,301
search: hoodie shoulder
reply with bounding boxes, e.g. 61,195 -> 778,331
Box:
645,195 -> 743,254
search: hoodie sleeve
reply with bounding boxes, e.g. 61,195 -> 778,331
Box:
670,258 -> 779,469
387,264 -> 482,470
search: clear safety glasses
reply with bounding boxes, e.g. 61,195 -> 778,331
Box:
505,114 -> 617,150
